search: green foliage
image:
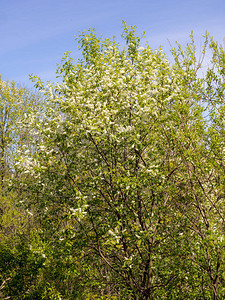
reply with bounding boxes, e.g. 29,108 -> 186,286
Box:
0,77 -> 41,187
3,23 -> 225,299
0,234 -> 46,299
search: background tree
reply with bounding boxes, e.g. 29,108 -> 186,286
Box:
0,77 -> 49,299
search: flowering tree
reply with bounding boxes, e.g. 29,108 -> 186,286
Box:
17,23 -> 225,299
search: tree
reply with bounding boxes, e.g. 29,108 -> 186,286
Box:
17,23 -> 225,299
0,76 -> 43,237
0,78 -> 48,299
0,76 -> 42,188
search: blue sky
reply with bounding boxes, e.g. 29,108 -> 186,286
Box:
1,0 -> 225,88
